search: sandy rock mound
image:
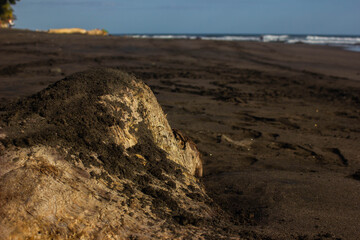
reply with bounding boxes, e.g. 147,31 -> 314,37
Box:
0,69 -> 221,239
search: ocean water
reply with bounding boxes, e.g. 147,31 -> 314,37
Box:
114,34 -> 360,52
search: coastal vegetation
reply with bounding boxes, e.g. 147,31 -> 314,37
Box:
0,0 -> 19,26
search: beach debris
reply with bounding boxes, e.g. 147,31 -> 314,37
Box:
49,67 -> 62,74
219,134 -> 254,148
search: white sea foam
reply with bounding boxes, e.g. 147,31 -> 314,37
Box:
131,34 -> 196,40
200,36 -> 259,41
262,35 -> 289,42
287,36 -> 360,45
125,34 -> 360,50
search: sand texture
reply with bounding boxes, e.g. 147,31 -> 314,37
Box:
1,29 -> 360,239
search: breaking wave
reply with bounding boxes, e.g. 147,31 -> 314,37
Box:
121,34 -> 360,51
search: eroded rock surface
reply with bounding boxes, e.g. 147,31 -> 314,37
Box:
0,69 -> 223,239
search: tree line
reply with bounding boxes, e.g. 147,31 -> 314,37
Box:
0,0 -> 19,23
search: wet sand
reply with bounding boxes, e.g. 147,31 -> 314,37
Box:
1,28 -> 360,239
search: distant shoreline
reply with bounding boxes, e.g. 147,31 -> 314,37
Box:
9,28 -> 360,52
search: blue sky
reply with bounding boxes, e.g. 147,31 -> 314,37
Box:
13,0 -> 360,35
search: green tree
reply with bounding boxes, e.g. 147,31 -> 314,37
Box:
0,0 -> 19,22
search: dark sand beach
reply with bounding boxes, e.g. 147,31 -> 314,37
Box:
1,28 -> 360,239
